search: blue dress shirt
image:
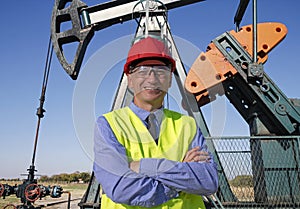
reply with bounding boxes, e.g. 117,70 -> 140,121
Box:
93,102 -> 218,207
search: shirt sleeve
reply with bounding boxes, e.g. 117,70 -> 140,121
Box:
93,116 -> 178,207
139,128 -> 219,196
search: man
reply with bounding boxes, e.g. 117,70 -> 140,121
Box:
93,36 -> 218,208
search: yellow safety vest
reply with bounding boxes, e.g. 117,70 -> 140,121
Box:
102,107 -> 205,209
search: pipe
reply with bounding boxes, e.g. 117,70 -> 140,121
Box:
63,191 -> 71,209
252,0 -> 257,63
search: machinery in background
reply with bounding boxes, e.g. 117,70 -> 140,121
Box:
0,165 -> 63,209
184,5 -> 300,206
50,0 -> 300,208
5,0 -> 297,208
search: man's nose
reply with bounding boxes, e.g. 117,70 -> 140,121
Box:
147,69 -> 158,79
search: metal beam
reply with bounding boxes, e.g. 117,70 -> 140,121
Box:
83,0 -> 205,29
51,0 -> 205,79
234,0 -> 250,30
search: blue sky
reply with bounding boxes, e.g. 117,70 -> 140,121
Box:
1,0 -> 299,179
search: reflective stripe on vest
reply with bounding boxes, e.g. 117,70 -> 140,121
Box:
102,107 -> 205,209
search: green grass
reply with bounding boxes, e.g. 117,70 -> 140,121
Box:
0,196 -> 20,209
62,183 -> 88,191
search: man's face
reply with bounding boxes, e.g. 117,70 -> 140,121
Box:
127,65 -> 172,108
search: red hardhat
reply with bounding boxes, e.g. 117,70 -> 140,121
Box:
124,37 -> 176,74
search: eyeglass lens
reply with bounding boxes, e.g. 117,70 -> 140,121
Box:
131,66 -> 171,78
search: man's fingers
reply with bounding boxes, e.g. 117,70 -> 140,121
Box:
187,150 -> 200,159
189,150 -> 211,162
183,146 -> 211,162
196,152 -> 211,162
183,147 -> 199,162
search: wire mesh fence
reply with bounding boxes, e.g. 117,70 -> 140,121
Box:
207,136 -> 300,209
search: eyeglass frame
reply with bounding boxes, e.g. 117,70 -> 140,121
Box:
129,65 -> 172,78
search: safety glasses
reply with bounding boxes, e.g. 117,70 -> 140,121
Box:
130,66 -> 171,78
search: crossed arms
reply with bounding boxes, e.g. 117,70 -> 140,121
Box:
93,116 -> 218,207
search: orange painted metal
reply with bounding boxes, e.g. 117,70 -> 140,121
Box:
185,44 -> 234,106
185,22 -> 287,106
230,22 -> 287,63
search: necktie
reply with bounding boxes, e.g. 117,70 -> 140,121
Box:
147,113 -> 157,142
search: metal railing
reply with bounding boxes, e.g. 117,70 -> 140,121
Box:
207,136 -> 300,209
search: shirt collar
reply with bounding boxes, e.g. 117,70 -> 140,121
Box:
129,102 -> 164,125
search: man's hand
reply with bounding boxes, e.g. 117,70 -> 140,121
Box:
129,161 -> 140,173
182,146 -> 211,163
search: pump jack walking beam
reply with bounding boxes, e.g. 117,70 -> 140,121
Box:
185,22 -> 300,136
51,0 -> 204,80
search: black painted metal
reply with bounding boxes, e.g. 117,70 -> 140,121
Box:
51,0 -> 205,80
213,32 -> 300,136
234,0 -> 250,30
51,0 -> 94,80
212,31 -> 300,205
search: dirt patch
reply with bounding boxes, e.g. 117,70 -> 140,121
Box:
35,189 -> 86,209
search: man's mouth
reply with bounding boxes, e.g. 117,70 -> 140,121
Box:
143,87 -> 163,94
144,87 -> 161,90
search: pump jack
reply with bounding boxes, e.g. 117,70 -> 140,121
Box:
49,0 -> 300,208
